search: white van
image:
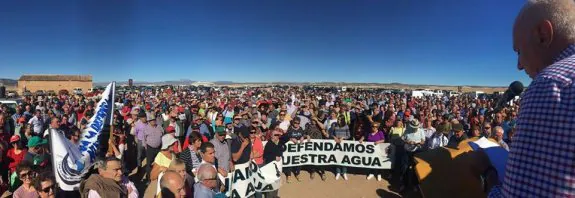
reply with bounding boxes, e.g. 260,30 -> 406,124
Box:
466,91 -> 485,99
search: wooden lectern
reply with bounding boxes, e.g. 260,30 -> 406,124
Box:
414,138 -> 494,198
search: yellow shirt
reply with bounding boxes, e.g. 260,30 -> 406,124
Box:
390,127 -> 405,141
154,152 -> 174,168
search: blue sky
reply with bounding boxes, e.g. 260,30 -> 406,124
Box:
0,0 -> 528,86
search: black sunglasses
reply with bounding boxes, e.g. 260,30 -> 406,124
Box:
41,185 -> 54,193
293,122 -> 300,125
20,172 -> 34,178
273,134 -> 281,137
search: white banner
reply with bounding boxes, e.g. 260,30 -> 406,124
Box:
224,161 -> 282,198
282,140 -> 391,169
51,82 -> 115,191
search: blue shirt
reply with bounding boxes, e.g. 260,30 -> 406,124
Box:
194,182 -> 216,198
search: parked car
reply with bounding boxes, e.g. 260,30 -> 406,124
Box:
0,100 -> 17,114
7,91 -> 17,98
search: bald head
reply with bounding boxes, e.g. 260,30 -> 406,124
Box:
160,170 -> 185,198
513,0 -> 575,78
516,0 -> 575,38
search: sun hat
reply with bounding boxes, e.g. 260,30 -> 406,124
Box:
405,119 -> 421,134
161,134 -> 178,150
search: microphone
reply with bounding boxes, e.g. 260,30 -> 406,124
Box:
493,81 -> 524,113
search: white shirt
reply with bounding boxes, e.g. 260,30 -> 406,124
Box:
28,116 -> 43,135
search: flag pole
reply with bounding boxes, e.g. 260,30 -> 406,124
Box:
107,82 -> 116,155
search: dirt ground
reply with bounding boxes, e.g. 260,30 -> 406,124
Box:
277,171 -> 402,198
129,157 -> 420,198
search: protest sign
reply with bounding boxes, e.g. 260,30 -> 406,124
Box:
224,160 -> 282,198
282,140 -> 391,169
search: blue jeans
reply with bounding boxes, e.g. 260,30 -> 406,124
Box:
336,166 -> 347,174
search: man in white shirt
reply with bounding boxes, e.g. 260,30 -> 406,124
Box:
27,110 -> 44,136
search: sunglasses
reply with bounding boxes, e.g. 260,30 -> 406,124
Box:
293,122 -> 300,125
273,134 -> 281,137
252,122 -> 258,124
20,172 -> 34,178
41,185 -> 54,193
250,131 -> 256,134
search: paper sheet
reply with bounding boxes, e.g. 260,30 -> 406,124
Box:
469,137 -> 508,182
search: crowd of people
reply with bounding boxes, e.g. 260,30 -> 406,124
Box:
0,86 -> 518,197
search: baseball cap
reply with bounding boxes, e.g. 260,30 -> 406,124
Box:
161,134 -> 178,150
215,126 -> 226,135
165,126 -> 175,133
10,135 -> 20,143
147,115 -> 156,121
27,136 -> 47,148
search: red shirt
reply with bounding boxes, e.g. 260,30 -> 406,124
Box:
121,106 -> 131,121
6,148 -> 27,172
77,110 -> 85,122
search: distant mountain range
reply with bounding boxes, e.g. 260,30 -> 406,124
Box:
0,78 -> 505,89
93,80 -> 506,88
0,79 -> 17,86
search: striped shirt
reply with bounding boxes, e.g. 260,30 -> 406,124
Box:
178,146 -> 202,174
489,44 -> 575,197
330,124 -> 350,140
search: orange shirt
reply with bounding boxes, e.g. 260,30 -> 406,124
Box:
252,137 -> 264,165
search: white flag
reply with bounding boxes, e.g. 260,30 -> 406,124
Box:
51,82 -> 115,191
